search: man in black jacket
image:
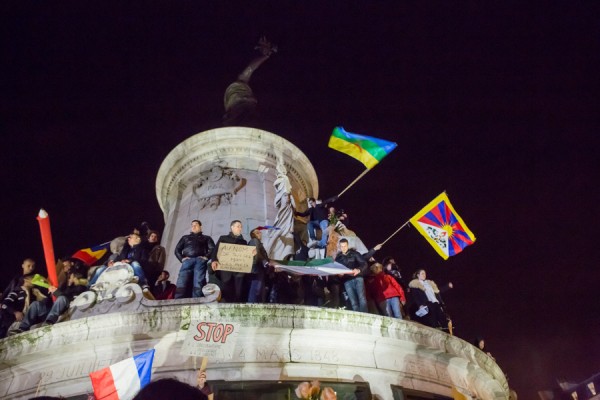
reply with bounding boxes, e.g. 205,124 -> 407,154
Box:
295,196 -> 337,249
174,220 -> 215,298
209,220 -> 252,302
335,238 -> 368,313
14,271 -> 87,332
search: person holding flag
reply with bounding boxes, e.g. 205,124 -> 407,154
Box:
335,238 -> 369,313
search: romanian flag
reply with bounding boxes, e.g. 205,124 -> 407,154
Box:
72,241 -> 111,267
410,193 -> 476,260
89,349 -> 154,400
328,126 -> 397,169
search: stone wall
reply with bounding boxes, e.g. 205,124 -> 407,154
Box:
0,303 -> 509,400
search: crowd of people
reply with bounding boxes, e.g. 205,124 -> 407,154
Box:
0,198 -> 461,338
0,194 -> 464,335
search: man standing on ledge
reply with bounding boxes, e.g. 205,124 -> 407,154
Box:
174,220 -> 215,298
209,220 -> 252,302
335,238 -> 368,312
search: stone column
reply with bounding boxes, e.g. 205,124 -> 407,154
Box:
156,127 -> 318,276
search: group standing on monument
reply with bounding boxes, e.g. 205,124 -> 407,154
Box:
1,195 -> 457,339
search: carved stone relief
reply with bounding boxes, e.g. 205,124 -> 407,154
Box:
192,164 -> 247,210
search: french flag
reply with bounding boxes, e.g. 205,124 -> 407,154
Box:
89,349 -> 155,400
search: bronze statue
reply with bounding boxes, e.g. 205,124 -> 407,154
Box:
223,36 -> 277,126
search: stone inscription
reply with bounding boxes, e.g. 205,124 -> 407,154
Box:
39,357 -> 114,384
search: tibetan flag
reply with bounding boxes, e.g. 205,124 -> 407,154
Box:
410,193 -> 476,260
89,349 -> 154,400
72,241 -> 111,267
328,126 -> 397,169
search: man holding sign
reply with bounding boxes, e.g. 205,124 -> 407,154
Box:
209,220 -> 255,302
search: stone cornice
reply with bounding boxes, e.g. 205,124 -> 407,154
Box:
155,127 -> 318,214
0,303 -> 509,400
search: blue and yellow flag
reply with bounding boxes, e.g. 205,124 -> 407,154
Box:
410,193 -> 476,260
328,126 -> 397,169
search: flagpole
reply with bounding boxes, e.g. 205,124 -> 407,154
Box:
381,219 -> 411,245
336,168 -> 371,199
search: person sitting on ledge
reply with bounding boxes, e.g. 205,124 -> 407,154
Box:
152,270 -> 176,300
12,271 -> 87,333
88,252 -> 151,300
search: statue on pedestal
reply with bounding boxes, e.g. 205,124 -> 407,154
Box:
223,36 -> 277,127
264,157 -> 295,260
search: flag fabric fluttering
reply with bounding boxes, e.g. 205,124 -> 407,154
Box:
328,126 -> 397,169
409,192 -> 476,260
72,241 -> 111,267
274,258 -> 354,276
89,349 -> 154,400
255,225 -> 281,231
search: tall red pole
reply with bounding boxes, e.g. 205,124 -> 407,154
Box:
37,209 -> 58,287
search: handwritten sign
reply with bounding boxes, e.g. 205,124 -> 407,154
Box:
181,320 -> 241,360
216,243 -> 254,273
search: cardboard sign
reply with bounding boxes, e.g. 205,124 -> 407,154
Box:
181,320 -> 241,360
216,243 -> 254,273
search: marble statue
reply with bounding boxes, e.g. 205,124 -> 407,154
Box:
264,157 -> 295,260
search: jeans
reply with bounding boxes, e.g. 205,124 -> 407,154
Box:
343,277 -> 367,312
385,297 -> 403,319
307,220 -> 321,240
129,261 -> 148,286
318,220 -> 330,248
20,296 -> 70,330
175,257 -> 208,298
247,273 -> 264,303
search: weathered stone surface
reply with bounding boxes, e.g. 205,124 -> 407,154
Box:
155,127 -> 318,277
0,304 -> 509,400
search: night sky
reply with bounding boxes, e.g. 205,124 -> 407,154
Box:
2,3 -> 599,398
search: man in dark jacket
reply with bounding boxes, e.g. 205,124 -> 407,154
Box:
209,220 -> 252,302
118,231 -> 150,289
295,196 -> 337,249
1,258 -> 36,301
247,227 -> 271,303
152,270 -> 176,300
335,238 -> 368,312
14,271 -> 87,332
174,220 -> 216,298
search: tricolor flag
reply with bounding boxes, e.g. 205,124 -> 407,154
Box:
274,258 -> 353,276
328,126 -> 397,169
72,241 -> 111,267
89,349 -> 155,400
410,192 -> 476,260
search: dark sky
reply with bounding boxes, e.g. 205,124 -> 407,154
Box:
2,3 -> 599,398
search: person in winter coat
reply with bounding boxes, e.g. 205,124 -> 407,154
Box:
366,263 -> 406,319
408,269 -> 453,329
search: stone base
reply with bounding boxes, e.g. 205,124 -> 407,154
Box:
0,304 -> 508,400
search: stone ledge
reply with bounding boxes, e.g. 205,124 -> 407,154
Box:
0,303 -> 508,400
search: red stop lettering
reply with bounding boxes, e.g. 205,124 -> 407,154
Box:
194,322 -> 235,343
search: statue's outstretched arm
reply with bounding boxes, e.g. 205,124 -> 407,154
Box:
237,36 -> 277,83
